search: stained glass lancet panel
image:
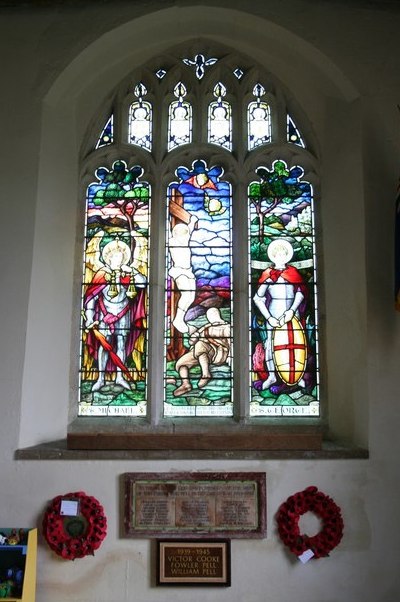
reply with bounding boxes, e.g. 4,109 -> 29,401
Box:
208,83 -> 232,151
247,84 -> 271,150
129,83 -> 152,152
78,161 -> 150,417
248,160 -> 319,417
168,82 -> 192,151
164,160 -> 233,417
96,114 -> 113,149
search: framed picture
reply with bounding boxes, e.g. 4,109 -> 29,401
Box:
157,540 -> 231,586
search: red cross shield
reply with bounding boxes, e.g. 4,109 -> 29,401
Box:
272,316 -> 307,386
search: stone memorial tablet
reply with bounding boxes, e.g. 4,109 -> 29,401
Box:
123,472 -> 266,538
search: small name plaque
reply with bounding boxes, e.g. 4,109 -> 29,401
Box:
123,472 -> 266,539
157,540 -> 231,586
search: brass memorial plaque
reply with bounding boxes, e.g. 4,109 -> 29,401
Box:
123,472 -> 266,538
157,540 -> 231,586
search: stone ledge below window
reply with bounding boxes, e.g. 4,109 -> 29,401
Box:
66,425 -> 324,452
15,439 -> 368,460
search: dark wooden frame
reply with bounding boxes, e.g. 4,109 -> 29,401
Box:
157,539 -> 231,586
123,471 -> 266,539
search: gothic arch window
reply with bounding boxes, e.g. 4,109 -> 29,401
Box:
74,46 -> 321,448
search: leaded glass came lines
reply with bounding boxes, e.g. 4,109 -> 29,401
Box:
78,162 -> 150,417
164,160 -> 233,416
208,83 -> 232,151
168,82 -> 192,150
95,115 -> 113,149
129,83 -> 152,152
249,160 -> 319,417
80,48 -> 320,423
248,84 -> 271,150
182,53 -> 218,79
287,114 -> 306,148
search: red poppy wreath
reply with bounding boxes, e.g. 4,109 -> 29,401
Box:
276,486 -> 344,559
43,491 -> 107,560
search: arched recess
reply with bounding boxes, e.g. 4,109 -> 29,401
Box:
18,6 -> 366,450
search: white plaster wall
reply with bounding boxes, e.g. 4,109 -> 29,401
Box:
1,1 -> 400,601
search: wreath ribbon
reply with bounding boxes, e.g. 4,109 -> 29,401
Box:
276,486 -> 343,559
43,491 -> 107,560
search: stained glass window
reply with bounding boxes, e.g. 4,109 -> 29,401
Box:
129,83 -> 152,152
164,160 -> 233,416
168,82 -> 192,151
96,114 -> 113,149
248,160 -> 319,417
79,48 -> 321,427
208,83 -> 232,151
287,114 -> 305,147
248,84 -> 271,150
78,161 -> 150,416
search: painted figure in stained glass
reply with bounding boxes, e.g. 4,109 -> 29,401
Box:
79,161 -> 150,415
173,307 -> 231,397
253,240 -> 307,390
169,214 -> 198,333
249,160 -> 319,416
84,239 -> 146,391
164,160 -> 233,415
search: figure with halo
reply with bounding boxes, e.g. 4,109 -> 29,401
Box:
253,239 -> 307,390
84,239 -> 146,392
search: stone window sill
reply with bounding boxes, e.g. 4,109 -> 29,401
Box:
15,438 -> 368,460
